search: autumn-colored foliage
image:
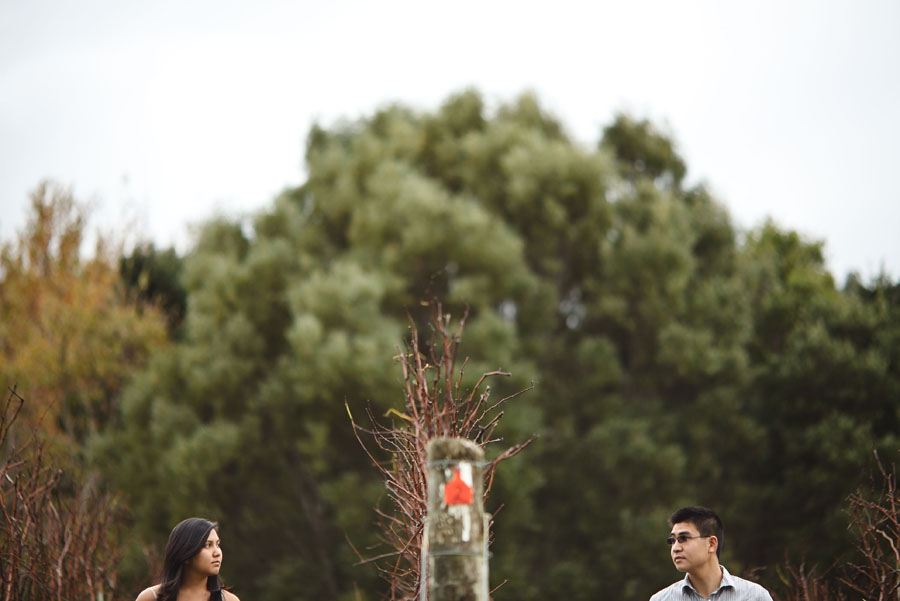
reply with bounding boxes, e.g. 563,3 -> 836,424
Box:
0,181 -> 168,445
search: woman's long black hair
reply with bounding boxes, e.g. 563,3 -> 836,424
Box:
157,517 -> 223,601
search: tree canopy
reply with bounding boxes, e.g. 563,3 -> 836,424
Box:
84,90 -> 899,601
1,182 -> 169,449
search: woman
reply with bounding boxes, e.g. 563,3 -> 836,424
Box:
135,517 -> 240,601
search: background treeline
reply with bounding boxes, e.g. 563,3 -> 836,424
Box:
2,89 -> 898,601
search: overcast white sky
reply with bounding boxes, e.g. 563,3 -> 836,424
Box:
2,0 -> 898,282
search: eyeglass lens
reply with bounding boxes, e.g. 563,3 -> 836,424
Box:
667,535 -> 690,545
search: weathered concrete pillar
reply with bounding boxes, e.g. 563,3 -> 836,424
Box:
424,437 -> 488,601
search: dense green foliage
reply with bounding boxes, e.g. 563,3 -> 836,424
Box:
90,90 -> 900,601
120,243 -> 188,336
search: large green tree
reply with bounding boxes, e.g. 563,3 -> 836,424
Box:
728,225 -> 900,577
94,90 -> 900,601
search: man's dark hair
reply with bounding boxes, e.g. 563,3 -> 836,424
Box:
669,506 -> 724,558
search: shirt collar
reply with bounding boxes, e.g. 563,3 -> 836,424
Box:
719,565 -> 736,589
681,566 -> 735,595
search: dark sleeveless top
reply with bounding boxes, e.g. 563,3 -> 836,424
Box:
151,587 -> 224,600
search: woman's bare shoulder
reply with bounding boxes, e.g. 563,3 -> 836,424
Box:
223,590 -> 241,601
135,585 -> 160,601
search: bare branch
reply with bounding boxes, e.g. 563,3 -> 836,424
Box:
348,304 -> 532,601
0,386 -> 125,600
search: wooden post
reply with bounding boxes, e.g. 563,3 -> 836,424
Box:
425,437 -> 488,601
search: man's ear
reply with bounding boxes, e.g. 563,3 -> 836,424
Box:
708,535 -> 719,555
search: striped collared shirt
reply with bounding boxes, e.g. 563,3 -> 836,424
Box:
649,566 -> 773,601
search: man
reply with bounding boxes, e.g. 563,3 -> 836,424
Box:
650,506 -> 773,601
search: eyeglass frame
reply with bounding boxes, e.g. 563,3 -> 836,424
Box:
666,534 -> 711,546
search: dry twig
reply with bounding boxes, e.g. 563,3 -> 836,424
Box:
347,306 -> 533,601
0,385 -> 125,601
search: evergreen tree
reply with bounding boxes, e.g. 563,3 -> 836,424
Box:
93,90 -> 900,601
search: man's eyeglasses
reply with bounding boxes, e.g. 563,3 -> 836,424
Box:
667,534 -> 709,546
